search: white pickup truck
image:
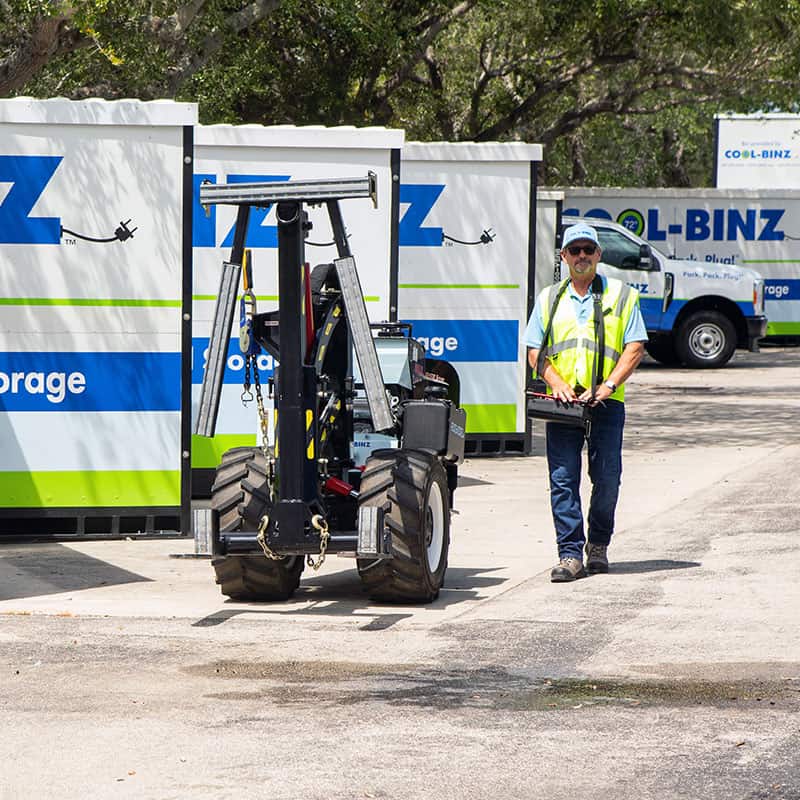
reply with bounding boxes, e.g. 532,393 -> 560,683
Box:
563,215 -> 767,368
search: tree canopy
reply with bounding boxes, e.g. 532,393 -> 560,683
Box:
3,0 -> 800,186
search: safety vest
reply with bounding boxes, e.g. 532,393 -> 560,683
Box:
539,276 -> 639,402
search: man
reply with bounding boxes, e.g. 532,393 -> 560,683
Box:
524,222 -> 648,582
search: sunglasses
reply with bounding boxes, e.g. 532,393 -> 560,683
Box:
566,244 -> 597,256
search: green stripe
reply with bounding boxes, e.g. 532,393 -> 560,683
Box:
0,297 -> 181,307
766,322 -> 800,335
193,294 -> 279,302
0,470 -> 180,508
191,434 -> 257,468
742,259 -> 800,264
193,294 -> 380,302
461,403 -> 517,434
399,283 -> 519,290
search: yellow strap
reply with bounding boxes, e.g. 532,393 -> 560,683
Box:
242,249 -> 251,291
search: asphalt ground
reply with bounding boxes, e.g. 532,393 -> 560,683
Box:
1,345 -> 799,800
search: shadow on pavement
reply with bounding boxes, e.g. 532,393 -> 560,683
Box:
190,567 -> 507,629
610,559 -> 701,575
639,347 -> 800,373
625,394 -> 800,452
191,606 -> 415,631
458,474 -> 494,488
0,544 -> 151,601
442,566 -> 507,590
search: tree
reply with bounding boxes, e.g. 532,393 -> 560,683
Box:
4,0 -> 800,186
0,0 -> 283,100
387,0 -> 800,184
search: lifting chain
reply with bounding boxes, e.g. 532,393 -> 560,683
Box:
241,287 -> 258,405
242,354 -> 253,404
239,280 -> 271,459
306,514 -> 329,571
257,513 -> 330,569
253,363 -> 271,459
256,513 -> 284,561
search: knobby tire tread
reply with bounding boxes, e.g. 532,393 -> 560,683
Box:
357,448 -> 450,604
211,447 -> 303,601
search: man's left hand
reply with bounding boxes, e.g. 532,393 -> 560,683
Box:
579,383 -> 613,406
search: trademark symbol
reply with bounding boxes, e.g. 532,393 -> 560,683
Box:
63,237 -> 77,245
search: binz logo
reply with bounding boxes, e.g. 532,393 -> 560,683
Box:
193,173 -> 290,248
566,206 -> 786,243
399,184 -> 445,246
399,183 -> 496,248
723,149 -> 792,160
0,154 -> 136,246
0,155 -> 63,244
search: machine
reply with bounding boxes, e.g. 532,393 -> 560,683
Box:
195,174 -> 466,602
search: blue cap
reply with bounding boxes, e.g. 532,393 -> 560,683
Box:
562,222 -> 600,250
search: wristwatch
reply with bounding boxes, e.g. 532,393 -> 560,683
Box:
604,380 -> 617,392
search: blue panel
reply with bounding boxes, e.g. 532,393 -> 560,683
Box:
399,184 -> 445,246
660,299 -> 687,331
192,338 -> 278,384
404,319 -> 518,362
192,173 -> 291,248
0,352 -> 179,411
638,296 -> 664,329
192,173 -> 216,247
765,279 -> 800,301
219,174 -> 290,249
0,155 -> 63,245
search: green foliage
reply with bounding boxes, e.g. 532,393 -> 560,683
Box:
4,0 -> 800,186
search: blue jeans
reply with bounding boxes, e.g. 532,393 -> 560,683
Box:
545,399 -> 625,560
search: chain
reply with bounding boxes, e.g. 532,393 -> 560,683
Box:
239,274 -> 271,459
240,289 -> 257,405
256,513 -> 285,561
251,357 -> 271,459
306,514 -> 329,571
258,513 -> 329,569
242,355 -> 253,404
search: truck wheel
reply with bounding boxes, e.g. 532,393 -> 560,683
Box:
675,311 -> 736,369
210,447 -> 303,601
357,449 -> 449,603
644,336 -> 678,365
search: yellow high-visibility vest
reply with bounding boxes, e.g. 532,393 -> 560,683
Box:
540,276 -> 639,402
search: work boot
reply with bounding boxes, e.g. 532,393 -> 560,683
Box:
585,542 -> 609,574
550,557 -> 586,583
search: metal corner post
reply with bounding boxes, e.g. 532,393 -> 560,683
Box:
389,148 -> 401,322
180,125 -> 194,535
524,159 -> 538,456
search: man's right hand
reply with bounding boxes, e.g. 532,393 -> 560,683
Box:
551,381 -> 577,403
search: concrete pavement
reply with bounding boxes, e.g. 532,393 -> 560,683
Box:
1,346 -> 799,799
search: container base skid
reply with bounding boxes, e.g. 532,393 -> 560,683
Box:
464,433 -> 527,457
0,507 -> 182,540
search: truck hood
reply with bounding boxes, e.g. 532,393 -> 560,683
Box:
660,258 -> 763,284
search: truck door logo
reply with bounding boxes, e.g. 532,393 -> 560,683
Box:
193,173 -> 290,248
0,155 -> 63,244
565,204 -> 787,242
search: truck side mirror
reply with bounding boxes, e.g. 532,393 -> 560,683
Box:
639,243 -> 653,270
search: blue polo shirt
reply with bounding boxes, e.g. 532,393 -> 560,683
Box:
523,275 -> 648,349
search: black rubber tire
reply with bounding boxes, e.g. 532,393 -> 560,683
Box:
210,447 -> 303,601
644,336 -> 679,366
675,310 -> 736,369
357,449 -> 450,603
